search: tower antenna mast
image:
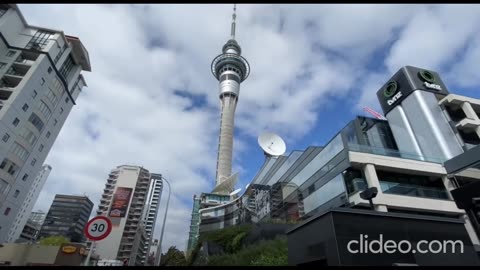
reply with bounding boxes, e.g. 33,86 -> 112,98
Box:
231,4 -> 237,40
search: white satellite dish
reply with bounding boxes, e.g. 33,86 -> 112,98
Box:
258,132 -> 286,157
230,188 -> 241,197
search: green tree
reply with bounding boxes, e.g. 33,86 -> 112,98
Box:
160,246 -> 187,266
38,236 -> 70,246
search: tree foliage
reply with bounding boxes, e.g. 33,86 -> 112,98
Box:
207,236 -> 288,266
38,236 -> 70,246
160,246 -> 187,266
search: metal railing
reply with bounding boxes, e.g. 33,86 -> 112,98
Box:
347,143 -> 445,164
380,181 -> 449,200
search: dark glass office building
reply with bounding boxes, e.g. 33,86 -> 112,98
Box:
38,194 -> 93,243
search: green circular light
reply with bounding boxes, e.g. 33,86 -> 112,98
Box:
384,81 -> 398,98
419,70 -> 435,83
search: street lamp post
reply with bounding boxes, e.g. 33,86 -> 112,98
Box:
155,176 -> 171,266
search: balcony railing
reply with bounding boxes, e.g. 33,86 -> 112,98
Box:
380,181 -> 450,200
347,143 -> 445,164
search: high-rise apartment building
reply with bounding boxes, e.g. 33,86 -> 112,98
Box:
143,173 -> 162,254
0,4 -> 91,243
38,194 -> 93,243
94,165 -> 163,266
7,164 -> 51,242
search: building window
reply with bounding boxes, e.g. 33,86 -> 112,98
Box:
13,190 -> 19,198
48,66 -> 52,74
59,55 -> 75,81
0,159 -> 6,169
22,174 -> 28,181
31,159 -> 36,166
0,6 -> 8,18
18,126 -> 37,145
65,97 -> 69,104
12,118 -> 19,126
22,103 -> 29,112
11,142 -> 29,161
4,207 -> 10,216
2,133 -> 9,142
26,30 -> 54,50
54,119 -> 57,126
32,90 -> 37,98
28,112 -> 45,132
0,62 -> 6,69
59,107 -> 64,114
41,78 -> 45,85
39,144 -> 44,152
6,50 -> 15,57
37,100 -> 52,119
46,131 -> 51,138
54,43 -> 68,64
46,88 -> 58,106
7,164 -> 16,175
0,180 -> 7,195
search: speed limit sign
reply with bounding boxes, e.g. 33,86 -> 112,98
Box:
84,216 -> 112,241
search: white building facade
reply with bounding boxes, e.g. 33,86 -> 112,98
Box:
0,4 -> 91,243
142,173 -> 163,263
7,164 -> 51,242
94,165 -> 162,266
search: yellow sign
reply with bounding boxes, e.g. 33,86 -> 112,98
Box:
62,246 -> 77,254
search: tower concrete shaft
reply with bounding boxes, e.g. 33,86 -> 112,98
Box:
216,93 -> 238,186
211,4 -> 250,192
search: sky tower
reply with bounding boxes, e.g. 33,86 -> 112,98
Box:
211,4 -> 250,194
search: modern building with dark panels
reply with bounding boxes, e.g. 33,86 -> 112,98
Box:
188,66 -> 480,262
287,209 -> 480,266
38,194 -> 93,243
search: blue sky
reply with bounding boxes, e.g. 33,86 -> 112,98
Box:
17,4 -> 480,251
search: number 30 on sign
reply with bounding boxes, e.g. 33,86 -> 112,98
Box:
84,216 -> 112,241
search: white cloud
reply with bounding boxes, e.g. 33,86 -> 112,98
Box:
18,4 -> 480,253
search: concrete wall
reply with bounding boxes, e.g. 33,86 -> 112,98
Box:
0,243 -> 58,265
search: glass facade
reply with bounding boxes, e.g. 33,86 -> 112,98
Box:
267,151 -> 303,186
38,195 -> 93,242
376,170 -> 449,200
187,195 -> 201,252
196,116 -> 455,235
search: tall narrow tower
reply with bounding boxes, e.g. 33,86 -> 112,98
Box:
211,4 -> 250,193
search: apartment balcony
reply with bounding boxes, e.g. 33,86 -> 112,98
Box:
101,193 -> 112,199
16,51 -> 38,63
0,88 -> 13,102
1,75 -> 21,88
456,118 -> 480,131
6,65 -> 28,77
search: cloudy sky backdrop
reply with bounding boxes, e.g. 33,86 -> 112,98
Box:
18,4 -> 480,251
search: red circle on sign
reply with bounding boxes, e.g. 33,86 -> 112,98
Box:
84,216 -> 112,241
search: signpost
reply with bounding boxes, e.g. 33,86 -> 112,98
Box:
83,216 -> 112,266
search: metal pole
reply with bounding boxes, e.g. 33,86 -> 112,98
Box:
84,241 -> 95,266
155,177 -> 171,266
